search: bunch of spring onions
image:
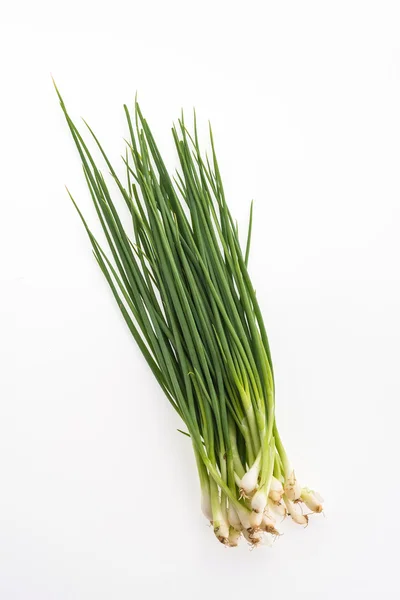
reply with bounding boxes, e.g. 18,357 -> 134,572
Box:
56,84 -> 323,547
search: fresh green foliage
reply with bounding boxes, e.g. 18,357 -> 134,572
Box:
56,83 -> 323,546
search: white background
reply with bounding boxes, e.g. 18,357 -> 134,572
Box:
1,1 -> 400,598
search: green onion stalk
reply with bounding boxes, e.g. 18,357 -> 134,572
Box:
56,83 -> 323,547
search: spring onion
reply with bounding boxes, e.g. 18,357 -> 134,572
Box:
56,83 -> 323,547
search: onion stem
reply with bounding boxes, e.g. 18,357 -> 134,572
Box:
56,82 -> 324,547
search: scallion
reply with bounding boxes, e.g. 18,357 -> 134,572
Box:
56,83 -> 323,547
